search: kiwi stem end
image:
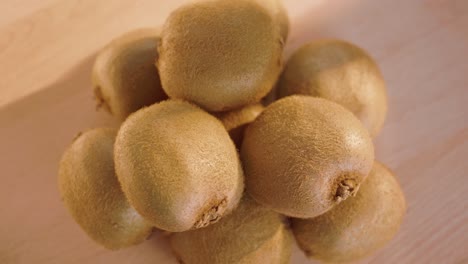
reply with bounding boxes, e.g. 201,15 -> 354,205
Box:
193,199 -> 227,229
335,179 -> 358,203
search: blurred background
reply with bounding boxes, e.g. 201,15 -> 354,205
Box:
0,0 -> 467,263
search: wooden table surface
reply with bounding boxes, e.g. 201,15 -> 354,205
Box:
1,0 -> 467,263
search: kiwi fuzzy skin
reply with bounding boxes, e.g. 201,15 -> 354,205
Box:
114,100 -> 244,232
217,103 -> 265,148
157,0 -> 283,112
292,161 -> 406,263
276,0 -> 290,42
241,95 -> 374,218
170,196 -> 293,264
92,28 -> 167,121
277,39 -> 388,137
58,128 -> 153,250
255,0 -> 290,41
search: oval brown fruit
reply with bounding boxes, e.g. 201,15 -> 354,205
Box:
157,0 -> 283,112
58,128 -> 153,250
92,28 -> 167,121
277,40 -> 388,137
292,161 -> 406,263
255,0 -> 290,41
170,196 -> 293,264
114,100 -> 244,232
241,95 -> 374,218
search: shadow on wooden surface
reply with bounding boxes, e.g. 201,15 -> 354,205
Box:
0,53 -> 179,263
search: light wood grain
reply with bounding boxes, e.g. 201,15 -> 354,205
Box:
0,0 -> 58,28
0,0 -> 467,263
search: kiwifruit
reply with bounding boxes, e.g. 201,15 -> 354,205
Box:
92,28 -> 167,121
292,161 -> 406,263
170,196 -> 293,264
58,128 -> 153,250
255,0 -> 290,41
277,39 -> 388,137
114,100 -> 244,232
241,95 -> 374,218
276,1 -> 290,42
157,0 -> 283,112
217,103 -> 264,148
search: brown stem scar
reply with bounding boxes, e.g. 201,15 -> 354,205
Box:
335,179 -> 358,203
193,199 -> 227,229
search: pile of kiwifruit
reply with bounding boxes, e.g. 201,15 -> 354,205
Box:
58,0 -> 406,263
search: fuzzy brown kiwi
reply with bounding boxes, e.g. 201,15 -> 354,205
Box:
292,161 -> 406,263
276,1 -> 290,42
241,95 -> 374,218
255,0 -> 290,41
114,100 -> 244,232
157,0 -> 283,112
170,196 -> 293,264
277,39 -> 388,137
217,103 -> 265,148
58,128 -> 153,250
92,28 -> 167,121
257,0 -> 290,106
